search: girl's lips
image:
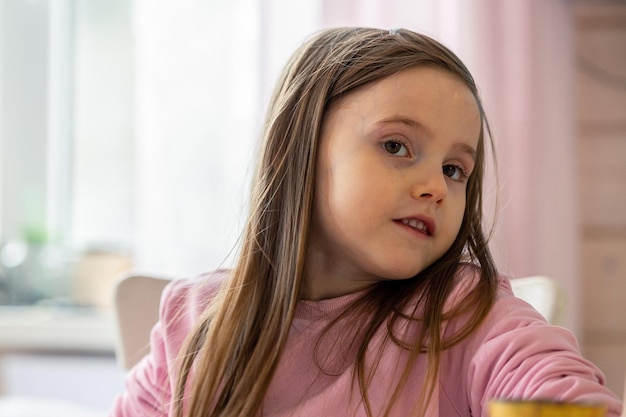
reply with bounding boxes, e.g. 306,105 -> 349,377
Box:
393,216 -> 435,236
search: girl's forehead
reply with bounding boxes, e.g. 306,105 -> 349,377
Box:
332,67 -> 477,113
328,67 -> 481,129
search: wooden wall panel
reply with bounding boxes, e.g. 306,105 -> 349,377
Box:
582,236 -> 626,335
575,1 -> 626,399
578,134 -> 626,228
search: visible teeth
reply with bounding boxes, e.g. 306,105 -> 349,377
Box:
401,218 -> 427,232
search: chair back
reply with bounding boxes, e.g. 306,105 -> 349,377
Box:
510,275 -> 566,325
113,273 -> 172,369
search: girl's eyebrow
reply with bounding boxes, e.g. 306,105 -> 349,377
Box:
453,142 -> 477,162
375,115 -> 477,161
376,115 -> 433,138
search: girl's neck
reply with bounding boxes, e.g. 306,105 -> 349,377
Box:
301,238 -> 381,301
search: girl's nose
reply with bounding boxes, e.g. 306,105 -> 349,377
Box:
410,167 -> 448,203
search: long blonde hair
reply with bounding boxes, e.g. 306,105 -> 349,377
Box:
173,27 -> 499,417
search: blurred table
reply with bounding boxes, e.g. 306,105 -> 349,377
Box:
0,306 -> 123,405
0,306 -> 116,354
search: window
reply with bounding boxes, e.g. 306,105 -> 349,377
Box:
0,0 -> 321,306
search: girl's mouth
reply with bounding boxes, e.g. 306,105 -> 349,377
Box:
396,218 -> 431,236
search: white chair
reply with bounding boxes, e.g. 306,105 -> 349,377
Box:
112,273 -> 566,369
112,273 -> 172,369
509,275 -> 566,326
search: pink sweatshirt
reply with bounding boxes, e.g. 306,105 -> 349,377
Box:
109,269 -> 622,416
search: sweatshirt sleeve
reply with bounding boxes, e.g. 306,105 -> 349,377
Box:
465,279 -> 622,417
108,272 -> 223,417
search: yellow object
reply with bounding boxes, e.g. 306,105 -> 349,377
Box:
489,400 -> 606,417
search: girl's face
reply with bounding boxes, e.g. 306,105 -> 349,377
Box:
303,66 -> 481,300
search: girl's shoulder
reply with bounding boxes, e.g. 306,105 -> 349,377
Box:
444,264 -> 555,344
440,264 -> 551,343
159,269 -> 230,326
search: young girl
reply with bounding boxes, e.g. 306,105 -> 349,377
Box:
110,27 -> 622,417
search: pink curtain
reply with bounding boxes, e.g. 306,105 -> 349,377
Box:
467,1 -> 579,332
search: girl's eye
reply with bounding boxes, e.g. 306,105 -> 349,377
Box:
443,164 -> 468,181
383,140 -> 409,157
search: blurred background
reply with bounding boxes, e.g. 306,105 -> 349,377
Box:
0,0 -> 624,412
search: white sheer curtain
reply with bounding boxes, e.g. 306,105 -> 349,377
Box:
132,0 -> 261,275
132,0 -> 580,331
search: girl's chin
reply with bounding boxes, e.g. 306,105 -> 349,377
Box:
374,267 -> 425,281
373,259 -> 438,281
